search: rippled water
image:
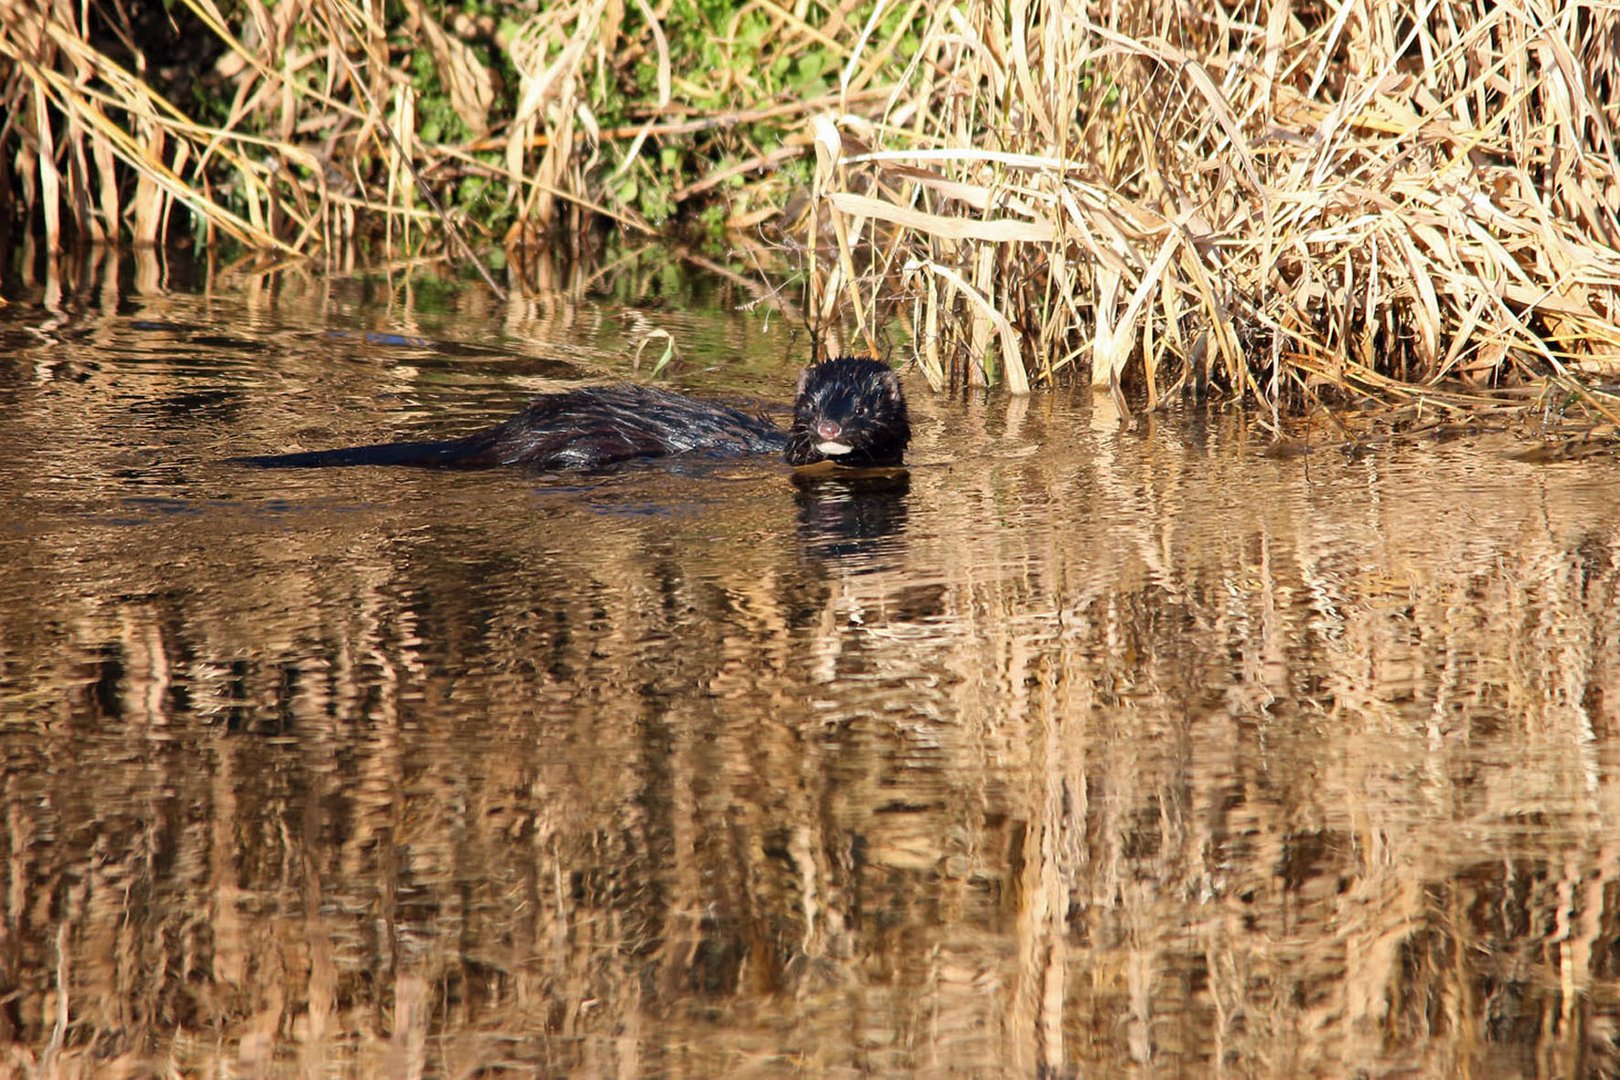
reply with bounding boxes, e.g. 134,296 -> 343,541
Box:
3,252 -> 1620,1077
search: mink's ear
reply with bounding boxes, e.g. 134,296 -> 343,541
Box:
880,368 -> 902,401
797,366 -> 813,396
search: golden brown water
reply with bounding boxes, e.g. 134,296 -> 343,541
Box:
3,254 -> 1620,1078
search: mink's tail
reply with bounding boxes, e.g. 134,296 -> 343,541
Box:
230,438 -> 485,469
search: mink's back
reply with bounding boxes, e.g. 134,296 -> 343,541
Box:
235,383 -> 786,470
451,383 -> 786,469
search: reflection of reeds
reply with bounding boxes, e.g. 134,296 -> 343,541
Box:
809,3 -> 1620,416
4,303 -> 1620,1073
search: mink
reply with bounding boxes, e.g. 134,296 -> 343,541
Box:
234,356 -> 910,471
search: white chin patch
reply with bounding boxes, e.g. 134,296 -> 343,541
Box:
816,441 -> 854,456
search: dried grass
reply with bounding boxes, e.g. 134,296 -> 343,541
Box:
1,0 -> 885,260
0,0 -> 625,260
806,1 -> 1620,424
10,0 -> 1620,424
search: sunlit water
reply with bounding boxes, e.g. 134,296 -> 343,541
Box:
3,253 -> 1619,1077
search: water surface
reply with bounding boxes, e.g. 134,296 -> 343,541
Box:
2,254 -> 1619,1077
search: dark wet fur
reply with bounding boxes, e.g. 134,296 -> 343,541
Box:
783,357 -> 910,468
234,358 -> 908,471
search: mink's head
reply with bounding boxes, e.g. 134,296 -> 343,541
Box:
783,357 -> 910,468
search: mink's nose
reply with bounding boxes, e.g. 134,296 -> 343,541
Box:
816,420 -> 842,440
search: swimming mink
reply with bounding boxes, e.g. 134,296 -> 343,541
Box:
234,356 -> 910,471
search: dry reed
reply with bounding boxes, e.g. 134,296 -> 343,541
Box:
805,1 -> 1620,426
9,0 -> 1620,425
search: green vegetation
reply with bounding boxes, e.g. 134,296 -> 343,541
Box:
6,0 -> 1620,438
